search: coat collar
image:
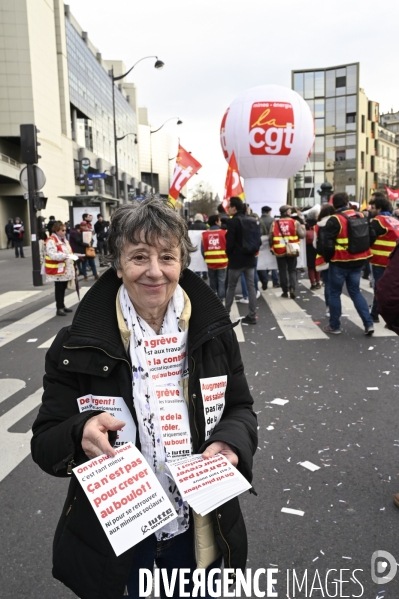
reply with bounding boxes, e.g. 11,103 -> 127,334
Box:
66,268 -> 232,356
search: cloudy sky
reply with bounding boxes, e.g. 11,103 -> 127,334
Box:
66,0 -> 398,197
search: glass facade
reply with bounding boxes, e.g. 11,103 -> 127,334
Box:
292,63 -> 360,205
65,19 -> 138,176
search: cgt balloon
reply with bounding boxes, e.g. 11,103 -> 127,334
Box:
220,85 -> 314,216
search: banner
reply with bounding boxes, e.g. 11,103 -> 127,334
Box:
168,145 -> 201,205
223,152 -> 245,210
386,186 -> 399,201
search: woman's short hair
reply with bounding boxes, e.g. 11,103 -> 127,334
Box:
107,198 -> 196,271
52,221 -> 65,233
318,204 -> 335,221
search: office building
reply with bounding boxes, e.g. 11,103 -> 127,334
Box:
0,1 -> 176,248
290,63 -> 379,206
380,110 -> 399,187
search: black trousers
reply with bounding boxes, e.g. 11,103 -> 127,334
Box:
277,256 -> 297,292
55,281 -> 68,310
14,239 -> 24,257
97,240 -> 107,263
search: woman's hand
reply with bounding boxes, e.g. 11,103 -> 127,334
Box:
82,413 -> 125,459
202,441 -> 238,467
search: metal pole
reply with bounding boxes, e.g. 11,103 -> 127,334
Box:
112,67 -> 119,199
150,131 -> 153,192
27,164 -> 42,286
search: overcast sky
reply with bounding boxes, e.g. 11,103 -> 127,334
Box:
66,0 -> 398,197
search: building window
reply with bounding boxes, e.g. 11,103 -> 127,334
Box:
361,115 -> 365,133
336,76 -> 346,88
346,113 -> 356,124
361,151 -> 365,168
335,150 -> 346,161
370,156 -> 375,172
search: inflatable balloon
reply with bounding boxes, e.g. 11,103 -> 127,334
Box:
220,85 -> 314,216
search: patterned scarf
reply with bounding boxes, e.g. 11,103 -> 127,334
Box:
119,284 -> 190,540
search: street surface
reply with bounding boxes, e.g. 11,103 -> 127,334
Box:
1,248 -> 398,598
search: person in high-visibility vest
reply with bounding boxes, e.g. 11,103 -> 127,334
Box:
369,193 -> 399,323
313,204 -> 336,317
201,215 -> 228,300
322,192 -> 376,335
44,221 -> 77,316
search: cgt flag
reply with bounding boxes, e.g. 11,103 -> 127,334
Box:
385,185 -> 399,201
223,152 -> 245,210
168,145 -> 202,205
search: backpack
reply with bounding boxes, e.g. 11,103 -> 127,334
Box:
341,212 -> 370,254
239,215 -> 262,255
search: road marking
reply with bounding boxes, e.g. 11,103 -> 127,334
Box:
0,287 -> 88,349
0,290 -> 42,310
0,386 -> 42,482
230,300 -> 245,342
300,280 -> 396,337
38,335 -> 56,349
261,288 -> 328,340
0,379 -> 26,405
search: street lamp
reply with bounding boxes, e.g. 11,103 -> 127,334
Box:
111,56 -> 164,199
150,117 -> 182,192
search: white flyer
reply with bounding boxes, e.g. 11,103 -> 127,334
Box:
77,394 -> 136,448
73,443 -> 177,556
199,376 -> 226,440
144,332 -> 188,384
156,385 -> 191,459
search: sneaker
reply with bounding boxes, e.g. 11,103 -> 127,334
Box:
364,326 -> 374,336
371,315 -> 380,323
315,282 -> 322,289
323,325 -> 341,334
281,292 -> 289,298
326,310 -> 330,318
56,309 -> 67,317
241,315 -> 257,325
262,282 -> 268,290
256,290 -> 261,299
289,288 -> 296,299
63,307 -> 73,313
238,297 -> 249,304
310,284 -> 318,290
273,283 -> 281,288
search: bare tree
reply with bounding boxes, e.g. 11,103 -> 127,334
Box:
186,181 -> 218,217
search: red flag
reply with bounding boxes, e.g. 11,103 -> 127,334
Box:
223,152 -> 245,210
168,145 -> 201,205
385,185 -> 399,201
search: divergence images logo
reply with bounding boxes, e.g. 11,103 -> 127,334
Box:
249,102 -> 294,156
371,550 -> 397,584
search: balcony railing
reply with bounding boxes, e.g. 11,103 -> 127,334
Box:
1,153 -> 20,169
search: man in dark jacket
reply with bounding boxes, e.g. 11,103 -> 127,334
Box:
31,267 -> 257,599
47,215 -> 56,235
5,218 -> 14,248
94,213 -> 109,267
13,217 -> 25,257
224,196 -> 258,325
322,192 -> 376,335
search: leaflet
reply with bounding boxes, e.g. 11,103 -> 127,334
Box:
155,385 -> 191,460
73,443 -> 177,556
144,331 -> 188,384
166,453 -> 251,516
77,394 -> 136,448
199,376 -> 226,440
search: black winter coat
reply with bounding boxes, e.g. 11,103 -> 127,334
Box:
31,268 -> 257,599
225,213 -> 256,269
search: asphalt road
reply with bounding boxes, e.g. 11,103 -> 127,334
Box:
1,253 -> 398,598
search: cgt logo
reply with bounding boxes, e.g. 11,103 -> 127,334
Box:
249,102 -> 294,156
371,550 -> 397,584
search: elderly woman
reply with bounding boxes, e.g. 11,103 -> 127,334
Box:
44,221 -> 76,316
31,199 -> 257,599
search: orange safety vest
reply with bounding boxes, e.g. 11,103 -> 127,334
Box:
44,235 -> 66,276
271,218 -> 299,256
314,224 -> 327,270
370,215 -> 399,267
202,229 -> 228,269
330,210 -> 372,263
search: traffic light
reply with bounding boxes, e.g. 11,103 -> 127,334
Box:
20,124 -> 41,164
33,192 -> 48,212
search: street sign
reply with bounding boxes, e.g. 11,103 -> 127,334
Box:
20,165 -> 46,191
81,157 -> 91,170
87,173 -> 106,179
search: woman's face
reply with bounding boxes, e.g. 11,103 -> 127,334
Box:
117,236 -> 182,314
